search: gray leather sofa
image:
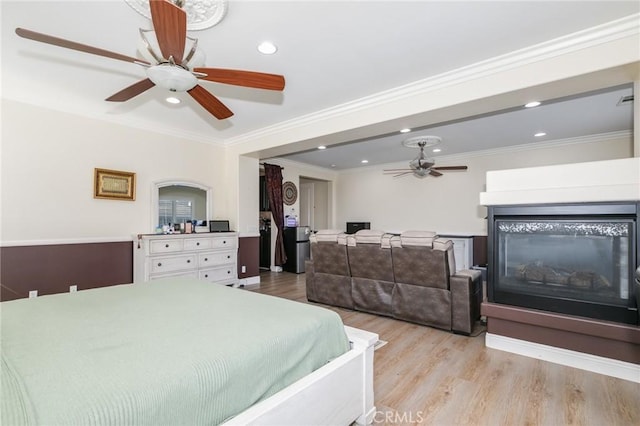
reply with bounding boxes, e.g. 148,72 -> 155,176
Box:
306,229 -> 482,334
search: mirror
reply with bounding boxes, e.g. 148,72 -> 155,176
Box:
151,180 -> 211,232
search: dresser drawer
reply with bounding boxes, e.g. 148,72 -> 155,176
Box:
149,239 -> 184,254
199,251 -> 235,268
183,238 -> 213,251
211,237 -> 237,249
149,254 -> 197,274
199,266 -> 236,282
148,271 -> 198,281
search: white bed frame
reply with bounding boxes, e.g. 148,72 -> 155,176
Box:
224,326 -> 378,425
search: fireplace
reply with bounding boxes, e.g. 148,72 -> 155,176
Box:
488,202 -> 639,325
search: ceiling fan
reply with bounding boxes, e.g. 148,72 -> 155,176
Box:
14,0 -> 285,120
383,136 -> 468,178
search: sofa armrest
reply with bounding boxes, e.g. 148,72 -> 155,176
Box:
449,269 -> 482,334
305,260 -> 317,302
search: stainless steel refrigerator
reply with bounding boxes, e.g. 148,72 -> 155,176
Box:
283,226 -> 310,273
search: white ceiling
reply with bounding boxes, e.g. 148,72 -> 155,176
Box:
2,1 -> 638,169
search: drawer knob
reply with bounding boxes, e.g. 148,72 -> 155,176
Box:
196,242 -> 200,246
187,259 -> 191,263
204,258 -> 208,261
227,255 -> 230,259
223,241 -> 226,244
227,270 -> 231,274
165,244 -> 169,248
205,274 -> 208,278
157,262 -> 162,267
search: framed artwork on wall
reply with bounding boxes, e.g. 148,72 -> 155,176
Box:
94,168 -> 136,201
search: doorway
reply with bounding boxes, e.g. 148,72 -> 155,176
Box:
299,177 -> 330,231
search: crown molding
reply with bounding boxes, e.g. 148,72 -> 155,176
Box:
338,130 -> 632,173
225,14 -> 640,148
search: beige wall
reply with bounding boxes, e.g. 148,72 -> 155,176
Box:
334,133 -> 632,236
1,100 -> 227,242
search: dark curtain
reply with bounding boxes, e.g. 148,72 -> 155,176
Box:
264,163 -> 287,266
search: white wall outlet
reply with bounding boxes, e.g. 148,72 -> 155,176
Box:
69,285 -> 78,293
241,265 -> 246,273
29,290 -> 38,298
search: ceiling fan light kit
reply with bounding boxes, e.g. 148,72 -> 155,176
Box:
14,0 -> 285,120
146,64 -> 198,91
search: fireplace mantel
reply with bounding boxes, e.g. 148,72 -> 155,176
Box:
480,157 -> 640,206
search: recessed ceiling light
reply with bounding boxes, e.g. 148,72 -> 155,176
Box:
432,148 -> 442,153
525,101 -> 541,108
318,145 -> 326,150
534,132 -> 547,137
400,128 -> 411,133
257,41 -> 277,55
361,160 -> 369,164
165,96 -> 181,104
331,164 -> 336,167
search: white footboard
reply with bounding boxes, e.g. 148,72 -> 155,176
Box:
224,326 -> 378,425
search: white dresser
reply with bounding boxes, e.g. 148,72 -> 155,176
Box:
134,233 -> 238,286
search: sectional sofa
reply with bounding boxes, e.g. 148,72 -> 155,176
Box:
305,229 -> 483,334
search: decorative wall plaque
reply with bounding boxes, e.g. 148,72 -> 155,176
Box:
282,181 -> 297,205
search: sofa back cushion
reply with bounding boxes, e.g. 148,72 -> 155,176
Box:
392,246 -> 450,289
347,244 -> 394,282
311,242 -> 350,276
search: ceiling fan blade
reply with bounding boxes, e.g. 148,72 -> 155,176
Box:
383,169 -> 413,173
429,170 -> 444,177
149,0 -> 186,63
393,172 -> 413,177
433,166 -> 468,171
15,28 -> 149,65
194,68 -> 286,91
106,79 -> 155,102
188,85 -> 234,119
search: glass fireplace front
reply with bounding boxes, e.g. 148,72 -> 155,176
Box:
488,203 -> 639,325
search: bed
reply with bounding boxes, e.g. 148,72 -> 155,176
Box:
1,277 -> 377,425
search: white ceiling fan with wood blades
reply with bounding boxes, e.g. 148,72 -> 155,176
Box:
15,0 -> 285,120
383,136 -> 468,178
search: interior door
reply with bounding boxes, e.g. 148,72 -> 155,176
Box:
299,183 -> 314,229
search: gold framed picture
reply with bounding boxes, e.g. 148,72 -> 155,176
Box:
94,168 -> 136,201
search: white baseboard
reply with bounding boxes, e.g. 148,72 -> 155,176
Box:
237,276 -> 261,288
485,333 -> 640,383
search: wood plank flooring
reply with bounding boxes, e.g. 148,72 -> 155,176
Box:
252,271 -> 640,426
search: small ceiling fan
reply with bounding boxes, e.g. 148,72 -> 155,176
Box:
15,0 -> 285,120
383,136 -> 468,178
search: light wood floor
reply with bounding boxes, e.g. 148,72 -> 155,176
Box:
252,271 -> 640,426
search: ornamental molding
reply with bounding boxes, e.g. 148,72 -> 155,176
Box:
124,0 -> 228,30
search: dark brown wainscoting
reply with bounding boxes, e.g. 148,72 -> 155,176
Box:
1,241 -> 133,302
238,236 -> 259,279
482,302 -> 640,364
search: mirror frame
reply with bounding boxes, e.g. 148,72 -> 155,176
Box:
151,180 -> 212,232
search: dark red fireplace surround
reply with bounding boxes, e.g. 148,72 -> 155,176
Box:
482,302 -> 640,364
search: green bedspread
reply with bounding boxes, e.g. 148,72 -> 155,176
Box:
1,278 -> 349,425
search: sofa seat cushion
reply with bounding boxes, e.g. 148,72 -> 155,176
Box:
392,283 -> 452,330
351,277 -> 394,316
392,246 -> 449,289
